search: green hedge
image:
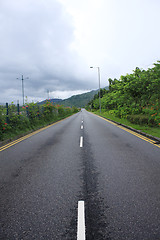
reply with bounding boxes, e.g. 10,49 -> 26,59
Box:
0,102 -> 79,141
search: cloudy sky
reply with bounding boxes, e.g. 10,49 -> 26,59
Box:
0,0 -> 160,104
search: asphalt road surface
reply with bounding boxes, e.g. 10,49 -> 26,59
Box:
0,109 -> 160,240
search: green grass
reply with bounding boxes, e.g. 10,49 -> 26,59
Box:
93,110 -> 160,139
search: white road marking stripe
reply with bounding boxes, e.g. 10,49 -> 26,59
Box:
80,136 -> 83,147
82,120 -> 83,123
81,125 -> 83,130
77,201 -> 85,240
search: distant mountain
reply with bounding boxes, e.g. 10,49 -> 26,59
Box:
39,87 -> 108,108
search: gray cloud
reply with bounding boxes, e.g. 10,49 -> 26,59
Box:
1,0 -> 160,104
0,0 -> 93,103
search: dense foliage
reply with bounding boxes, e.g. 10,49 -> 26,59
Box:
88,61 -> 160,127
0,102 -> 78,141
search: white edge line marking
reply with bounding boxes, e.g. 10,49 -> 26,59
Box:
77,201 -> 85,240
80,136 -> 83,147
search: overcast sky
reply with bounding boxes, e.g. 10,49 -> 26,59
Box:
0,0 -> 160,104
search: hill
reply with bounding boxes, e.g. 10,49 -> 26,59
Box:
61,89 -> 99,108
39,87 -> 108,108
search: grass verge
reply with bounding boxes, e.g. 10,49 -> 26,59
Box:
93,110 -> 160,139
0,113 -> 74,145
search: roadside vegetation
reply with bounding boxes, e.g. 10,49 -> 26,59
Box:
87,61 -> 160,138
0,101 -> 79,141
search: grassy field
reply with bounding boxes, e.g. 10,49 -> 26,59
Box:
93,110 -> 160,139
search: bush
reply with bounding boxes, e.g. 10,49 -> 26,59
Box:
0,102 -> 78,141
72,106 -> 79,113
57,106 -> 65,117
127,114 -> 158,126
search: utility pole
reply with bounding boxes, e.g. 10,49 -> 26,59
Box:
22,75 -> 24,106
47,89 -> 50,100
17,75 -> 29,105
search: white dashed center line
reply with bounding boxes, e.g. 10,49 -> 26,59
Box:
80,136 -> 83,148
81,125 -> 83,130
77,201 -> 86,240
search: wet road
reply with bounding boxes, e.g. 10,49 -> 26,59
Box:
0,109 -> 160,239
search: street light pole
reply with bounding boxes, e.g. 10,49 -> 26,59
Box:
90,66 -> 101,113
97,67 -> 101,113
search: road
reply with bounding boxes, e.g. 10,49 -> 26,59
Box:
0,109 -> 160,240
